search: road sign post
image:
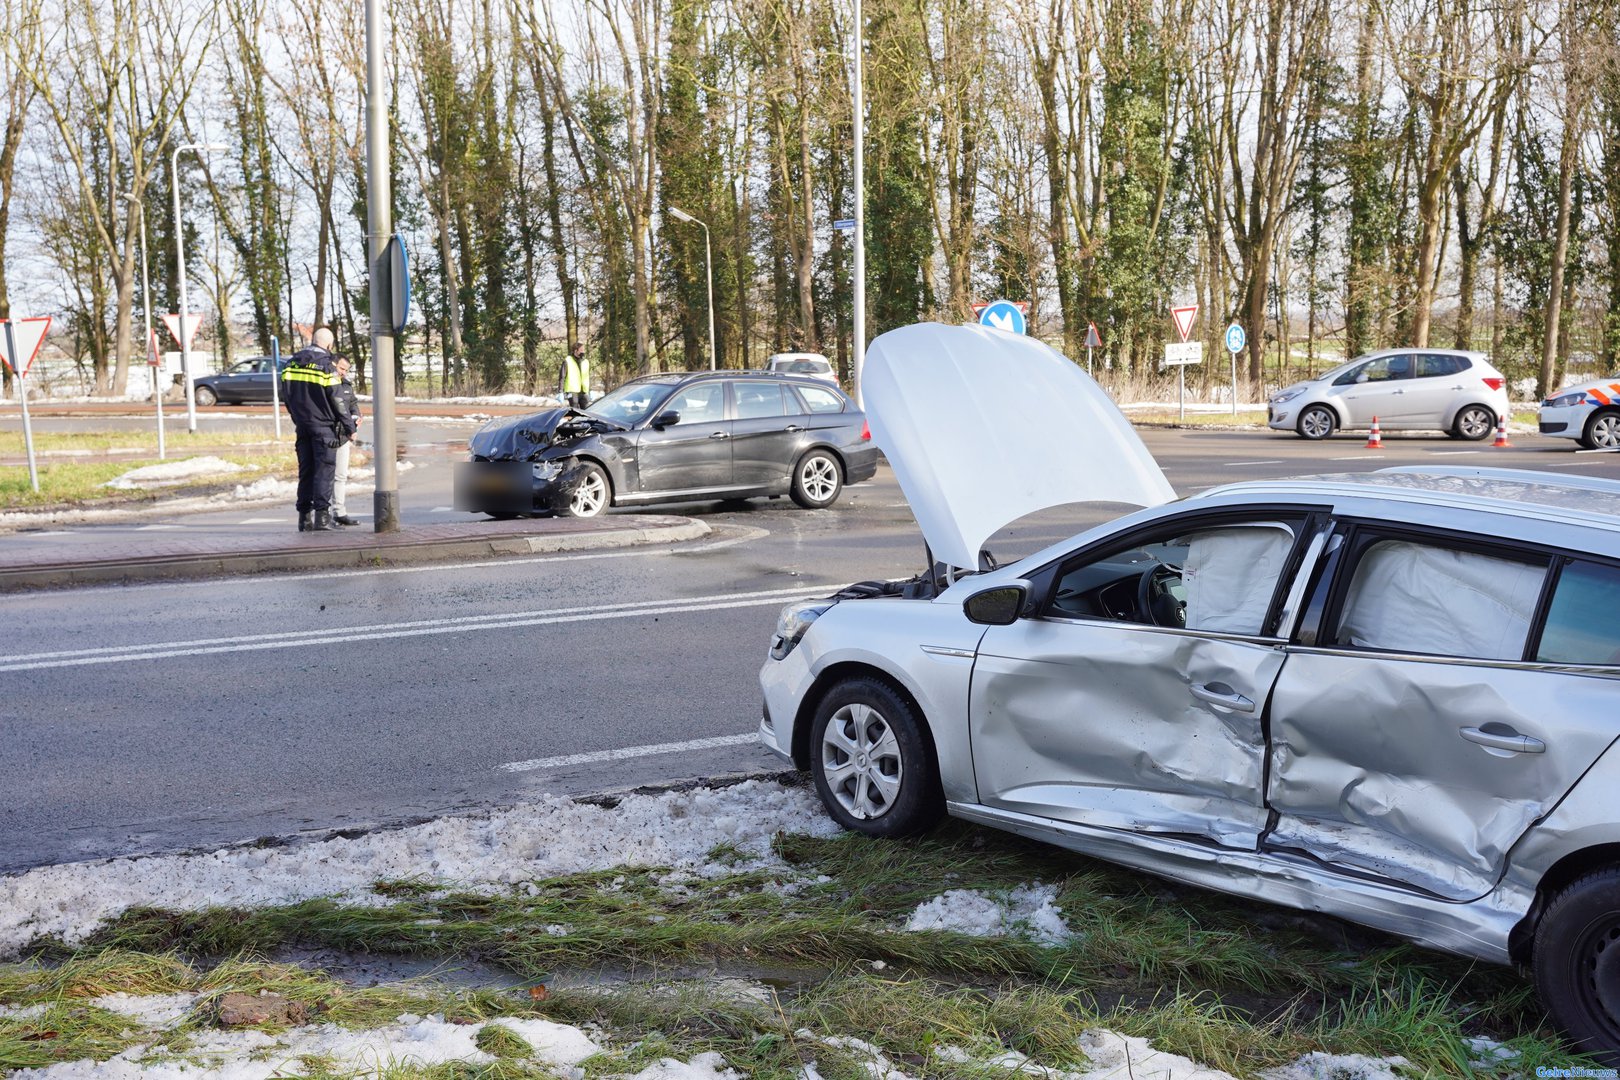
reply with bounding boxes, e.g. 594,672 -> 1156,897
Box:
1167,306 -> 1200,423
1084,321 -> 1102,376
0,316 -> 51,494
1224,323 -> 1246,417
269,335 -> 283,440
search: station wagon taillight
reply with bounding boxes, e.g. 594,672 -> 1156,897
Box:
1483,377 -> 1504,391
861,421 -> 872,441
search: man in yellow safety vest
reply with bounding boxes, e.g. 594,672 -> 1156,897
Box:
560,342 -> 590,409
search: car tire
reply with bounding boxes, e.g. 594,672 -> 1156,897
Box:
1582,409 -> 1620,451
1533,867 -> 1620,1065
1453,404 -> 1495,441
790,450 -> 843,509
1296,405 -> 1336,440
194,386 -> 218,407
559,461 -> 610,518
810,677 -> 943,838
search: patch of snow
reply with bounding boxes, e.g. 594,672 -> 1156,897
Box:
103,457 -> 248,490
90,993 -> 198,1029
624,1051 -> 742,1080
799,1031 -> 912,1080
904,884 -> 1072,945
1257,1050 -> 1411,1080
0,781 -> 841,956
1077,1030 -> 1238,1080
214,477 -> 296,503
0,1001 -> 51,1020
1462,1037 -> 1520,1066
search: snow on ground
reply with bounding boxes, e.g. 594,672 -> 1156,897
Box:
102,457 -> 249,490
89,993 -> 200,1028
0,781 -> 841,957
903,883 -> 1072,945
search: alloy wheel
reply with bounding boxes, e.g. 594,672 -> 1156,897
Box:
799,455 -> 839,502
570,469 -> 608,516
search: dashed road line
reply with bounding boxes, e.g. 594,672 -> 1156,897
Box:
497,733 -> 759,773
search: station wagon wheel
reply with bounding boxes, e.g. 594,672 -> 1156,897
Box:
1296,405 -> 1336,440
809,677 -> 943,838
560,461 -> 610,518
1584,410 -> 1620,451
791,450 -> 843,509
194,385 -> 218,407
1533,867 -> 1620,1064
1453,404 -> 1495,441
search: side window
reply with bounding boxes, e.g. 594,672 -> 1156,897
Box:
1535,561 -> 1620,666
1361,354 -> 1412,382
1416,354 -> 1464,378
1047,519 -> 1303,635
673,383 -> 726,423
1332,539 -> 1547,660
732,381 -> 786,419
794,385 -> 846,414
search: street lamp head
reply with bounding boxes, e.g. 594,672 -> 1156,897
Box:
668,206 -> 695,224
120,191 -> 140,205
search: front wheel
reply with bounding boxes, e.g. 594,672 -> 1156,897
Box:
1296,405 -> 1336,440
559,461 -> 610,518
1534,868 -> 1620,1065
791,450 -> 843,509
1583,410 -> 1620,451
194,385 -> 218,407
809,677 -> 943,838
1453,404 -> 1495,441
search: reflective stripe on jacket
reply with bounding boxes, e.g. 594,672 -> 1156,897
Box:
281,347 -> 348,431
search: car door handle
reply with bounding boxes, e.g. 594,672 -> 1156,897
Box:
1190,682 -> 1255,713
1459,726 -> 1545,754
709,431 -> 730,439
785,425 -> 801,432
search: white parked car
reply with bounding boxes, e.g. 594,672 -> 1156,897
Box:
766,352 -> 839,385
1540,375 -> 1620,450
1268,349 -> 1509,440
761,323 -> 1620,1061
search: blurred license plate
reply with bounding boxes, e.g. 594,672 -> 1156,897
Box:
454,461 -> 532,513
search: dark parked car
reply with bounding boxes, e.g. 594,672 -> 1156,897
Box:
194,356 -> 280,406
455,370 -> 879,518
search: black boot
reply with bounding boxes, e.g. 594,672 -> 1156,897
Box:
312,510 -> 340,531
298,512 -> 311,532
334,514 -> 360,526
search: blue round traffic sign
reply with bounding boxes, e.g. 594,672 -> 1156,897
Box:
1225,323 -> 1246,353
979,300 -> 1026,335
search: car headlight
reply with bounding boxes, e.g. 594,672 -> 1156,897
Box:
1545,393 -> 1587,408
770,599 -> 833,660
1270,388 -> 1305,404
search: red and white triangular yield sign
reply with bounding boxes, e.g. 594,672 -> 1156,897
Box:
162,312 -> 202,350
1171,305 -> 1199,343
147,328 -> 163,365
1084,321 -> 1103,349
0,316 -> 51,377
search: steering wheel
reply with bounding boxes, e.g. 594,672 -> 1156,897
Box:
1136,564 -> 1187,628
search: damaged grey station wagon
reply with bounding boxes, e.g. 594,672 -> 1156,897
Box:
456,371 -> 877,518
760,323 -> 1620,1060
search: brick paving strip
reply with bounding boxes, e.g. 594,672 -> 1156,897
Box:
0,515 -> 709,591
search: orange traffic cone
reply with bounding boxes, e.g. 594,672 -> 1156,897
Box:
1493,417 -> 1513,448
1366,416 -> 1384,449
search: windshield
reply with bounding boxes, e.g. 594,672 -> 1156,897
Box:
1315,354 -> 1380,383
586,379 -> 677,425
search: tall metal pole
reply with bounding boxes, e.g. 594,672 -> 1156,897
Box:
4,319 -> 38,492
702,221 -> 715,370
125,194 -> 166,460
851,0 -> 866,407
171,143 -> 222,435
365,0 -> 399,532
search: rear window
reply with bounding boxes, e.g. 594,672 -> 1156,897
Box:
732,381 -> 786,419
1535,561 -> 1620,666
794,385 -> 845,414
1332,539 -> 1547,660
1417,354 -> 1468,377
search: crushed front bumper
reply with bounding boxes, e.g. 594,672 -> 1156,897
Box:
453,459 -> 588,514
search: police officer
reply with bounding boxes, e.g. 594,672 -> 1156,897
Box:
281,327 -> 355,532
560,342 -> 590,409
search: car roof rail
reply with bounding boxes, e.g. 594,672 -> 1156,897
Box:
1375,464 -> 1620,496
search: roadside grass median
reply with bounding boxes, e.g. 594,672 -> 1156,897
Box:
1,816 -> 1581,1077
0,430 -> 295,510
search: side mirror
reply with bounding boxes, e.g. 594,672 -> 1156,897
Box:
652,410 -> 681,429
962,581 -> 1029,626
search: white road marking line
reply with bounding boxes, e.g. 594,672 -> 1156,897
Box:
429,506 -> 457,512
1,586 -> 828,672
135,524 -> 185,531
48,528 -> 774,595
1431,450 -> 1481,456
28,530 -> 74,536
1331,456 -> 1377,461
1576,446 -> 1620,454
1226,460 -> 1283,466
497,733 -> 759,773
238,518 -> 283,524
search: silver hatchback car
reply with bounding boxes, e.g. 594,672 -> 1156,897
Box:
761,324 -> 1620,1060
1268,348 -> 1510,440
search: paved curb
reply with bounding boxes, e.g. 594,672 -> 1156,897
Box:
0,517 -> 711,591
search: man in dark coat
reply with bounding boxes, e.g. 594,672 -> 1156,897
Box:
280,327 -> 356,532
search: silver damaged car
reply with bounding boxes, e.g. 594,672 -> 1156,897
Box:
760,322 -> 1620,1060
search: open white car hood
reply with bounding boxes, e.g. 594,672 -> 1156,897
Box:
864,323 -> 1175,570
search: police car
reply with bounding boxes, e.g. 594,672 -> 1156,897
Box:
1540,375 -> 1620,450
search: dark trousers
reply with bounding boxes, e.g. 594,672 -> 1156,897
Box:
294,428 -> 337,512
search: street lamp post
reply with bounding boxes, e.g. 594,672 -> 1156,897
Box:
121,192 -> 165,460
171,141 -> 224,434
668,206 -> 715,371
852,0 -> 866,407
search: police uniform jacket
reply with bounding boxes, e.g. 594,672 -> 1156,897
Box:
281,347 -> 354,437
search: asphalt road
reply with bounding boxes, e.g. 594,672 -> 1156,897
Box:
3,423 -> 1616,871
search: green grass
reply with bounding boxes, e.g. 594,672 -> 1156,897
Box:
1,822 -> 1584,1077
0,430 -> 288,456
0,450 -> 293,509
